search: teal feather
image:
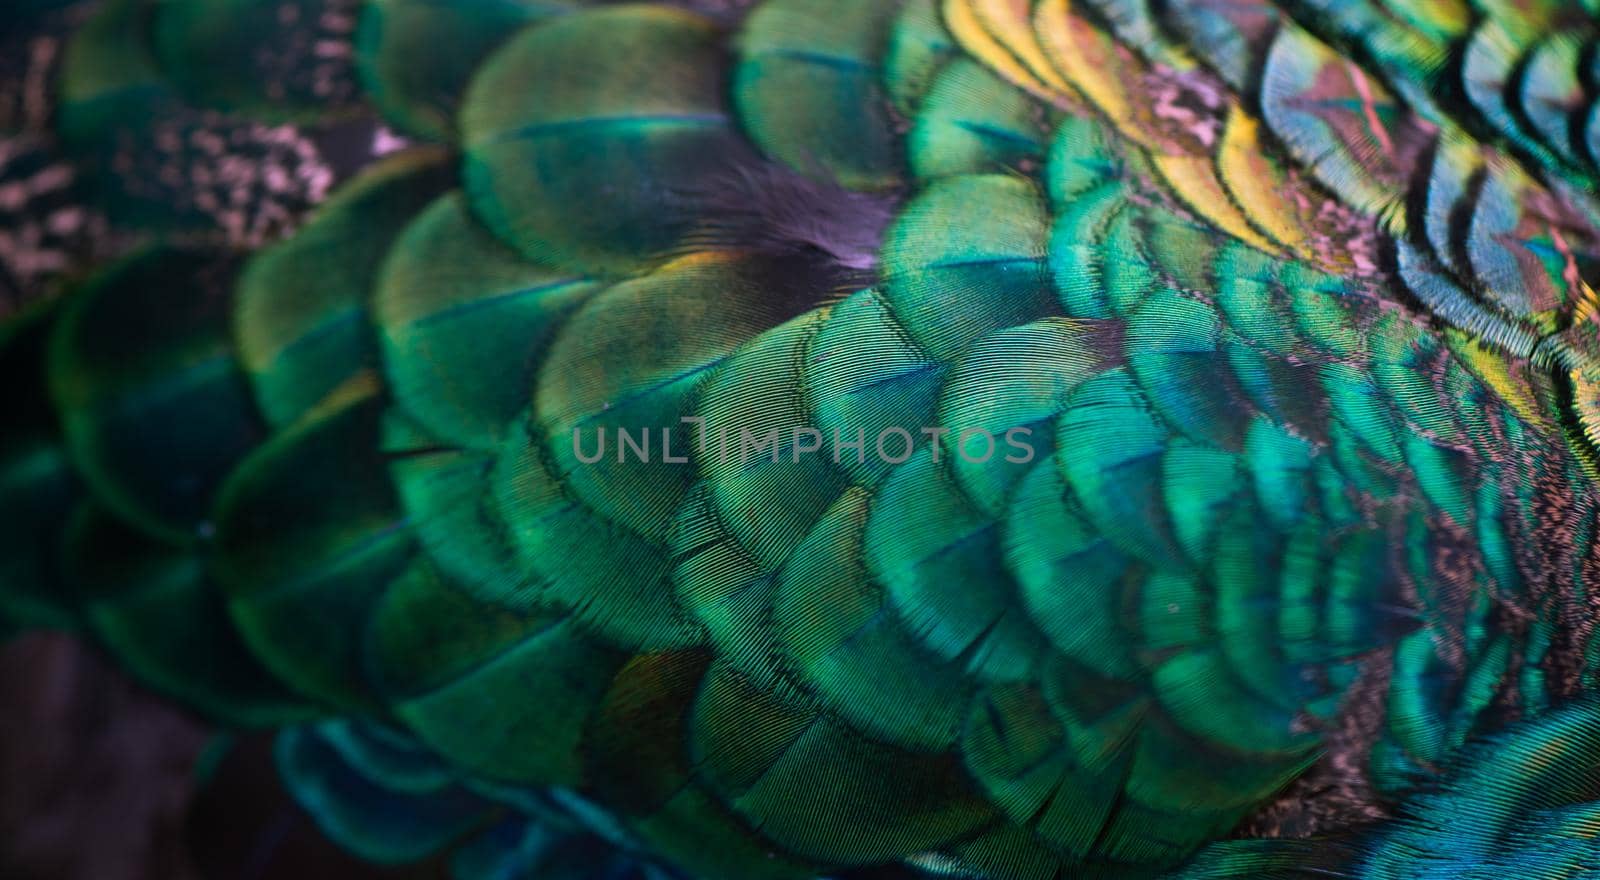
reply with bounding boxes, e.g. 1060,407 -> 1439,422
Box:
733,0 -> 905,190
48,244 -> 263,544
355,0 -> 579,141
275,721 -> 498,863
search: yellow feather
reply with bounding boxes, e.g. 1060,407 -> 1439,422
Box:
1216,108 -> 1310,253
942,0 -> 1062,105
966,0 -> 1078,97
1032,0 -> 1157,149
1148,150 -> 1281,256
1444,331 -> 1552,434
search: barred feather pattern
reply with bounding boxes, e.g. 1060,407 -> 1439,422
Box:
6,0 -> 1600,878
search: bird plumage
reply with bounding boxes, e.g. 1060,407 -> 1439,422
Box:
6,0 -> 1600,877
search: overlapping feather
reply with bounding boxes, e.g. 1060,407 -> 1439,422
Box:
7,1 -> 1600,879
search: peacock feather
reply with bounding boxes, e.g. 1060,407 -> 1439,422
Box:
6,0 -> 1600,877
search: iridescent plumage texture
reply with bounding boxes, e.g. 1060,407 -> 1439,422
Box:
7,0 -> 1600,877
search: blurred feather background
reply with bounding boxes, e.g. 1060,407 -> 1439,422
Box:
0,4 -> 420,876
